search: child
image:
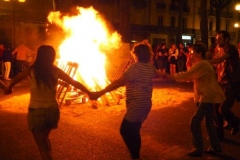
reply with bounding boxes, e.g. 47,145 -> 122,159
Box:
160,43 -> 225,157
89,41 -> 157,160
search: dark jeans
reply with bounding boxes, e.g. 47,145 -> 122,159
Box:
213,83 -> 239,138
120,119 -> 142,159
177,59 -> 185,72
191,103 -> 221,152
15,60 -> 28,76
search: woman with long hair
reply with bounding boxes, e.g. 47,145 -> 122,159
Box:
4,45 -> 91,160
168,43 -> 178,75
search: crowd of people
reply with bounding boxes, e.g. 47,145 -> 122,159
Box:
153,40 -> 240,77
0,41 -> 36,80
154,42 -> 193,75
0,30 -> 240,160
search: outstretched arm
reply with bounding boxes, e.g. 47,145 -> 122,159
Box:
155,70 -> 175,80
58,69 -> 91,95
4,67 -> 30,95
89,75 -> 128,100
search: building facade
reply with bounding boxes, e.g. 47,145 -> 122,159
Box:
0,0 -> 239,49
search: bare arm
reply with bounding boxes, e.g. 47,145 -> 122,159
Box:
12,48 -> 18,55
156,70 -> 175,80
89,75 -> 128,100
58,69 -> 91,95
174,49 -> 179,56
101,76 -> 128,94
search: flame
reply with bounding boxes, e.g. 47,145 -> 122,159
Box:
48,6 -> 122,90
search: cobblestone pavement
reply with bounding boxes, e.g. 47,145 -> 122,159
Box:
0,79 -> 240,160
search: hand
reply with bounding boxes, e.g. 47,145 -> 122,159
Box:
4,86 -> 13,95
88,91 -> 102,100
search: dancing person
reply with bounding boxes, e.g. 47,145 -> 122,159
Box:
160,43 -> 225,157
208,30 -> 240,140
4,45 -> 91,160
89,42 -> 157,160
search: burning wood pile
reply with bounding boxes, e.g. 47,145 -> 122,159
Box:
56,61 -> 124,108
47,6 -> 126,108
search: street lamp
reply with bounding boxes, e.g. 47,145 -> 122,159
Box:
235,4 -> 240,12
234,22 -> 240,44
234,23 -> 240,43
235,4 -> 240,43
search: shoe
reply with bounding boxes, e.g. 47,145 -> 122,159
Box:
205,147 -> 222,154
187,149 -> 203,157
231,127 -> 239,135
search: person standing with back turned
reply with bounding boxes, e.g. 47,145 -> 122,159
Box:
89,41 -> 157,160
4,45 -> 91,160
208,30 -> 240,140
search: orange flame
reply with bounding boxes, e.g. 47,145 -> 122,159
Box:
47,6 -> 122,90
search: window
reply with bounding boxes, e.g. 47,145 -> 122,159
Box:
182,18 -> 187,29
158,16 -> 163,26
209,21 -> 213,30
171,16 -> 175,27
156,2 -> 166,9
132,0 -> 146,8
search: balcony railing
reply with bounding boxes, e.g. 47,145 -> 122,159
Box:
169,4 -> 178,11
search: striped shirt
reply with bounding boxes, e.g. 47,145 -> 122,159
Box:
123,62 -> 157,122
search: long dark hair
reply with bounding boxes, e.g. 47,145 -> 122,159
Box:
33,45 -> 57,89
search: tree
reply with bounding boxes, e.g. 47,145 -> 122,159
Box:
119,0 -> 131,43
200,0 -> 208,47
210,0 -> 232,32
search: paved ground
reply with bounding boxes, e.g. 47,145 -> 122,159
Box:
1,79 -> 240,160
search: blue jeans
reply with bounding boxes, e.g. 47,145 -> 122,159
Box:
191,103 -> 221,152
